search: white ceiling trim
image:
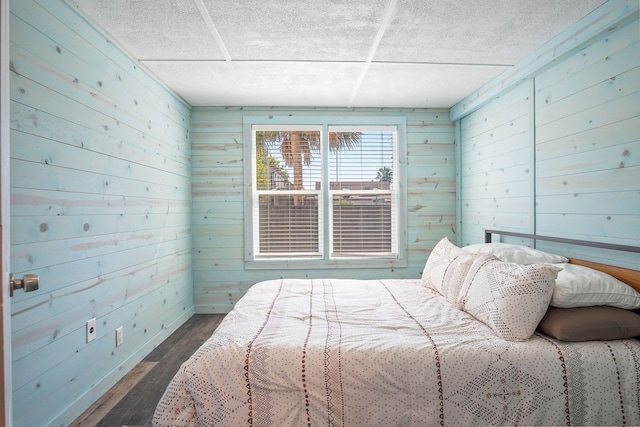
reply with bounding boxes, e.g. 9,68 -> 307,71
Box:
348,0 -> 398,107
194,0 -> 231,62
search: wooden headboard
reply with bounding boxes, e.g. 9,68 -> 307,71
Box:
484,229 -> 640,293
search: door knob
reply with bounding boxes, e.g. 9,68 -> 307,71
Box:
9,273 -> 39,297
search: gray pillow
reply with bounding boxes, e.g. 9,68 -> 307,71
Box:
538,306 -> 640,341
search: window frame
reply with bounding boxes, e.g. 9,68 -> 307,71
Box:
243,115 -> 407,270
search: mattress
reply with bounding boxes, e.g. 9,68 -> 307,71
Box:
154,278 -> 640,426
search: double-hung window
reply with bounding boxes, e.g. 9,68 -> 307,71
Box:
244,116 -> 406,269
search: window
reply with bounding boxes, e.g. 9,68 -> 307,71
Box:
244,116 -> 406,269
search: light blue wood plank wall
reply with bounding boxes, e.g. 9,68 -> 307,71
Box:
191,107 -> 456,313
454,2 -> 639,269
9,0 -> 194,425
458,81 -> 534,242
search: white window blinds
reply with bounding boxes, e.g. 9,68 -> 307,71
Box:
328,128 -> 396,257
254,127 -> 323,256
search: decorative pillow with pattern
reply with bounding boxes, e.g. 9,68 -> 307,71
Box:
458,259 -> 561,341
421,237 -> 479,303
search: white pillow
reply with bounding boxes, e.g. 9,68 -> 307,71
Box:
459,259 -> 561,341
550,263 -> 640,309
463,243 -> 568,265
422,237 -> 479,302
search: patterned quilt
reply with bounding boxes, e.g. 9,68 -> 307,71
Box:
154,279 -> 640,426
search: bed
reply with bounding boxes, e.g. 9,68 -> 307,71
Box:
153,231 -> 640,426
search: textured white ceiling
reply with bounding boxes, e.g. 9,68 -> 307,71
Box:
69,0 -> 607,108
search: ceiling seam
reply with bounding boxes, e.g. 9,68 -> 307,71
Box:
348,0 -> 398,107
139,59 -> 512,67
193,0 -> 232,62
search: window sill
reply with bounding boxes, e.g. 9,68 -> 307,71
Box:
245,257 -> 408,270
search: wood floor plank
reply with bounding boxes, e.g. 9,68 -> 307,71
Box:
70,362 -> 157,427
71,314 -> 225,427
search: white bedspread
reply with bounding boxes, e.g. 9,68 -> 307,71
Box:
154,278 -> 640,426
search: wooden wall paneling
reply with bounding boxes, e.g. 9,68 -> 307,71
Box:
10,210 -> 188,247
10,245 -> 191,337
7,230 -> 191,320
409,129 -> 456,145
12,182 -> 189,246
406,189 -> 455,206
10,129 -> 190,196
460,209 -> 532,231
8,102 -> 189,177
461,197 -> 530,216
191,224 -> 244,243
406,176 -> 455,193
9,16 -> 190,157
12,257 -> 191,390
10,102 -> 189,176
191,108 -> 245,313
459,82 -> 533,243
15,298 -> 193,427
191,107 -> 455,313
462,111 -> 530,148
535,211 -> 639,239
10,224 -> 189,277
460,171 -> 530,197
9,69 -> 189,170
537,65 -> 638,128
11,187 -> 190,218
533,17 -> 639,260
534,19 -> 638,110
14,304 -> 192,426
535,117 -> 639,162
458,83 -> 531,148
9,0 -> 193,424
404,107 -> 456,267
456,11 -> 639,269
7,46 -> 189,161
536,93 -> 638,144
10,236 -> 191,325
10,160 -> 184,203
462,145 -> 531,178
536,143 -> 638,178
193,247 -> 244,265
536,192 -> 639,218
10,243 -> 192,375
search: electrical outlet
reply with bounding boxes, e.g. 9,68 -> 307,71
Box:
116,326 -> 124,347
86,318 -> 97,343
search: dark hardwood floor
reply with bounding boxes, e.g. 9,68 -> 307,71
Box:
71,314 -> 226,427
